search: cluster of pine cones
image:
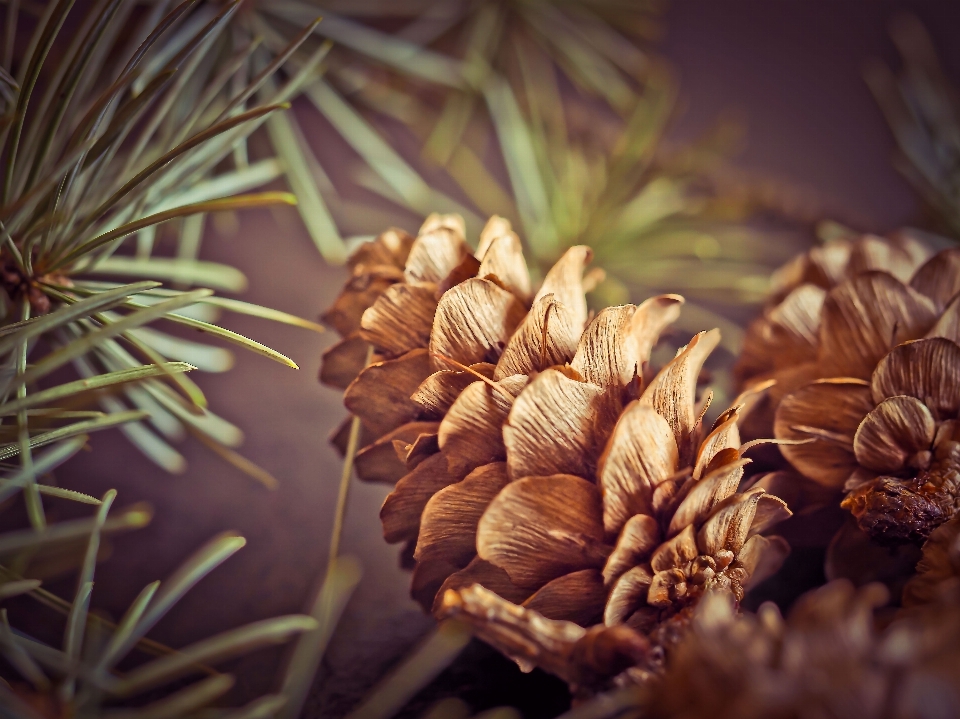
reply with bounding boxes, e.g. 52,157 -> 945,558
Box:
320,216 -> 960,715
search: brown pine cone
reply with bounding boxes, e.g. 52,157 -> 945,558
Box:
321,214 -> 792,655
722,225 -> 960,549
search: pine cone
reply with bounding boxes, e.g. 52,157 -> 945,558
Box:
727,229 -> 960,546
734,232 -> 934,450
643,580 -> 960,719
322,215 -> 792,646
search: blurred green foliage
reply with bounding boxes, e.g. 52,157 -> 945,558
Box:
0,1 -> 351,714
240,0 -> 815,339
867,13 -> 960,240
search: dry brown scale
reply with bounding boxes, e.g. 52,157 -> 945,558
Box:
321,214 -> 796,693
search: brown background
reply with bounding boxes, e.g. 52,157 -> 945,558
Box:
26,0 -> 960,716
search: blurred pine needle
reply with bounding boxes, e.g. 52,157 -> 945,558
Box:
866,13 -> 960,240
236,0 -> 815,329
0,1 -> 350,714
0,0 -> 329,487
0,501 -> 317,717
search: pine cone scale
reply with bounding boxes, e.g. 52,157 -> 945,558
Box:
476,474 -> 611,589
775,379 -> 874,487
818,271 -> 938,379
343,349 -> 432,438
598,402 -> 679,536
415,462 -> 510,569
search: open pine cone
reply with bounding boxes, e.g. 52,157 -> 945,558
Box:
730,230 -> 960,547
321,215 -> 792,646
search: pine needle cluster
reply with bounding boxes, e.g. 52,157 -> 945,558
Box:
0,1 -> 340,715
237,0 -> 815,324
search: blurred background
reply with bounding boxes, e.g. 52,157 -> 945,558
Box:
5,0 -> 960,717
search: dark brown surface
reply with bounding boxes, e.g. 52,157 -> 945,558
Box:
664,0 -> 960,231
27,0 -> 960,716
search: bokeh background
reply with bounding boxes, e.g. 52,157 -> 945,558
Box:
16,0 -> 960,716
